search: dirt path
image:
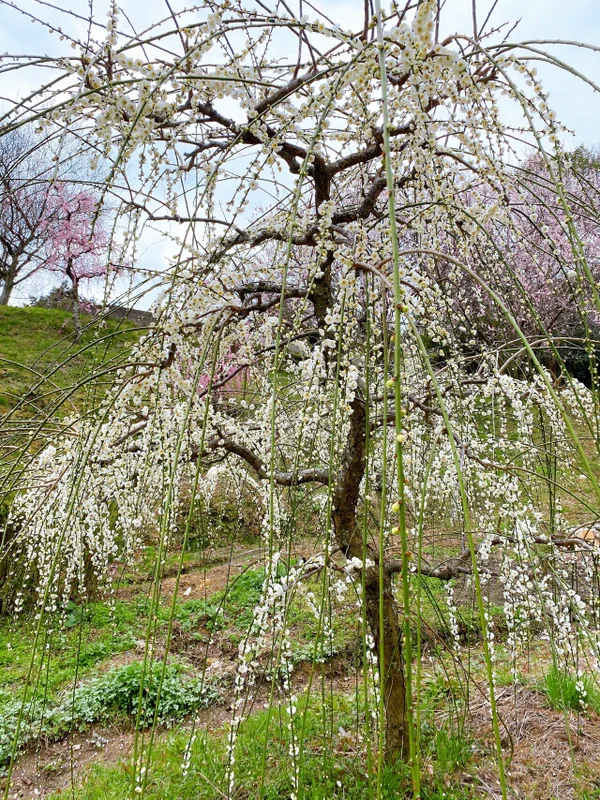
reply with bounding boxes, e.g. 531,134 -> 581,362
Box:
1,543 -> 321,799
5,725 -> 136,799
115,542 -> 318,603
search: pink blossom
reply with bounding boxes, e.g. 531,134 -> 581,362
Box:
39,184 -> 110,282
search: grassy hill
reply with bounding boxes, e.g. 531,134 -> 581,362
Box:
0,306 -> 141,416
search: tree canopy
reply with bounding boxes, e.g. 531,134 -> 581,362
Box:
2,2 -> 600,798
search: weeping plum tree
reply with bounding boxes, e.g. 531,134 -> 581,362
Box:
3,1 -> 600,797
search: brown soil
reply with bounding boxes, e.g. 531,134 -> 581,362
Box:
471,687 -> 600,799
4,539 -> 600,799
160,556 -> 256,602
4,725 -> 136,799
3,698 -> 239,800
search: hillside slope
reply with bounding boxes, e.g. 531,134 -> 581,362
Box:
0,306 -> 141,416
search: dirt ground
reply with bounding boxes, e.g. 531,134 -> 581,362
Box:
5,725 -> 136,799
4,543 -> 600,799
472,687 -> 600,799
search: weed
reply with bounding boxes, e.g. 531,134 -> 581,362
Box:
0,661 -> 220,769
542,666 -> 600,714
431,728 -> 473,773
173,598 -> 223,632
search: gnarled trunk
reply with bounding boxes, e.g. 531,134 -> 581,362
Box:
332,397 -> 409,763
364,571 -> 409,761
0,253 -> 23,305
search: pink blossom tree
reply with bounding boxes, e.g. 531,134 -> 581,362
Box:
507,153 -> 600,384
428,150 -> 600,382
0,134 -> 113,318
39,184 -> 111,335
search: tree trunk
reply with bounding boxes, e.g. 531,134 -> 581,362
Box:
332,397 -> 409,763
364,572 -> 409,762
67,260 -> 81,338
0,274 -> 15,305
72,282 -> 81,337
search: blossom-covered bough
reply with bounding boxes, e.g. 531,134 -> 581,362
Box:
2,1 -> 600,796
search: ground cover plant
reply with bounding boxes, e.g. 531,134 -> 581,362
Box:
0,660 -> 220,769
2,0 -> 600,798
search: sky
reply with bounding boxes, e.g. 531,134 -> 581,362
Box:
0,0 -> 599,305
1,0 -> 598,143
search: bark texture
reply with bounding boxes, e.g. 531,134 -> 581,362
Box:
0,264 -> 16,305
332,397 -> 409,762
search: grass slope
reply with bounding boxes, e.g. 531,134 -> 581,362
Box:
0,306 -> 140,416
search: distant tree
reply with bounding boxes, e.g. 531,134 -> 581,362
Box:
39,184 -> 110,336
0,131 -> 52,304
0,133 -> 112,319
428,150 -> 600,380
512,151 -> 600,380
32,283 -> 96,315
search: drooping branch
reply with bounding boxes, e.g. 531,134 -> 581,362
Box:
213,436 -> 330,487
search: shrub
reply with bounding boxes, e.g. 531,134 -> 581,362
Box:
0,661 -> 220,769
31,284 -> 95,314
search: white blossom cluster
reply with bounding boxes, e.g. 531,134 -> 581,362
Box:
3,1 -> 600,787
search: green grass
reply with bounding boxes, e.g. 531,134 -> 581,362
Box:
411,575 -> 508,650
0,306 -> 139,415
49,692 -> 476,800
0,563 -> 331,723
542,665 -> 600,714
430,727 -> 473,773
211,564 -> 268,628
0,600 -> 141,712
160,564 -> 356,660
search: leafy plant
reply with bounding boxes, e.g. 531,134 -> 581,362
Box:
0,661 -> 220,769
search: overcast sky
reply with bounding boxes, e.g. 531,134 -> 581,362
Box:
1,0 -> 598,144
